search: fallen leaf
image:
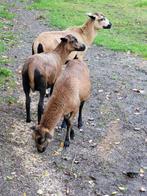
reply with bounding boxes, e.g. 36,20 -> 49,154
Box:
114,89 -> 119,93
60,141 -> 64,148
74,160 -> 79,164
66,187 -> 70,195
89,175 -> 96,181
52,151 -> 61,156
134,127 -> 141,131
37,189 -> 43,195
11,172 -> 16,175
88,117 -> 94,121
98,89 -> 103,93
88,180 -> 95,187
132,88 -> 145,94
6,176 -> 14,181
106,94 -> 110,100
117,96 -> 123,100
43,170 -> 49,177
139,187 -> 146,192
90,142 -> 97,148
118,186 -> 127,191
140,168 -> 144,174
111,191 -> 118,195
115,142 -> 120,145
135,108 -> 140,112
123,171 -> 138,178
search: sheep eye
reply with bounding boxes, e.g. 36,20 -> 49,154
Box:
37,137 -> 45,144
98,18 -> 104,22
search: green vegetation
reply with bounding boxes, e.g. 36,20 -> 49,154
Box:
0,3 -> 16,97
0,67 -> 12,77
0,67 -> 12,87
30,0 -> 147,57
0,4 -> 15,55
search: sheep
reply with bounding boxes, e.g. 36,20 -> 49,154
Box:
32,12 -> 112,60
32,58 -> 91,153
22,34 -> 85,124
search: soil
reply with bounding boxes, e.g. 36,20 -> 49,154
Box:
0,1 -> 147,196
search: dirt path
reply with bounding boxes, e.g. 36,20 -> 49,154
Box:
0,1 -> 147,196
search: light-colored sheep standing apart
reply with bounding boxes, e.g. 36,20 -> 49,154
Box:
22,35 -> 85,124
32,12 -> 112,60
32,58 -> 91,153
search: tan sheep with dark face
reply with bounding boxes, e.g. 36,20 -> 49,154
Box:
32,58 -> 91,153
32,12 -> 112,60
22,35 -> 85,124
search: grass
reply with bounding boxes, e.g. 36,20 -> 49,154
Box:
0,3 -> 16,102
0,4 -> 15,55
29,0 -> 147,57
0,66 -> 12,87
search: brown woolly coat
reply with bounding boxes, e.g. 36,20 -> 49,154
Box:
39,59 -> 91,136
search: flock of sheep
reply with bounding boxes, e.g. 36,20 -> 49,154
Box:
22,12 -> 112,153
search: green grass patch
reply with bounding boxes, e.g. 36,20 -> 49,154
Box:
135,0 -> 147,7
0,4 -> 14,19
0,66 -> 12,87
29,0 -> 147,57
0,3 -> 15,89
0,67 -> 12,77
0,3 -> 15,55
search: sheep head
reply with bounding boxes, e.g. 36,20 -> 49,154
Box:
87,12 -> 112,30
31,125 -> 52,153
60,34 -> 86,52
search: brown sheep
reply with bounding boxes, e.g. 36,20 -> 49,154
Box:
32,58 -> 91,153
32,12 -> 112,60
22,35 -> 85,124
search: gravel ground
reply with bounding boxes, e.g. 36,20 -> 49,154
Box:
0,1 -> 147,196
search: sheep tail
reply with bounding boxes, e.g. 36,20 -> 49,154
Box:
33,40 -> 44,54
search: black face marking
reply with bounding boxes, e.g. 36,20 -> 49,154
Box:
71,37 -> 78,43
103,22 -> 112,29
37,137 -> 43,145
98,17 -> 105,22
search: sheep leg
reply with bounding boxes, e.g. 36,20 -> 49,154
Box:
64,112 -> 76,147
78,101 -> 85,128
70,129 -> 75,140
61,118 -> 67,129
64,115 -> 71,147
25,93 -> 31,122
22,73 -> 31,122
50,84 -> 54,96
38,90 -> 45,124
61,120 -> 75,139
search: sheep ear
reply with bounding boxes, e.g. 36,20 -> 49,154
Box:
87,13 -> 96,20
61,37 -> 68,42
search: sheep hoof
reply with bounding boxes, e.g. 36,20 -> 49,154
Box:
64,140 -> 70,148
70,129 -> 75,140
26,119 -> 31,123
78,122 -> 83,129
